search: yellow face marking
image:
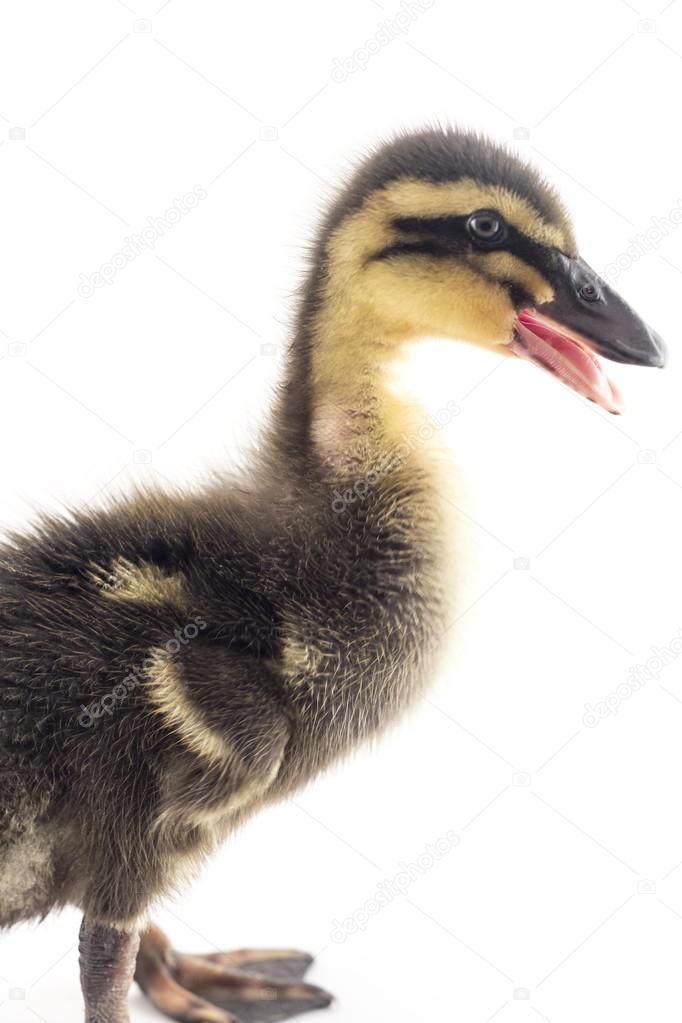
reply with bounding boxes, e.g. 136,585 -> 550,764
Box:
375,178 -> 574,251
470,250 -> 555,306
312,174 -> 571,356
307,174 -> 574,467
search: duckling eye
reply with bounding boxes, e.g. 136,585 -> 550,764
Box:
466,210 -> 507,246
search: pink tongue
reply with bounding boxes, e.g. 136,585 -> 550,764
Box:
514,310 -> 624,414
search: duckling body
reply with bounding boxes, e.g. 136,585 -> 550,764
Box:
0,129 -> 664,1022
0,436 -> 447,922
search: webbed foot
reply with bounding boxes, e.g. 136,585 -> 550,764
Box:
135,924 -> 333,1023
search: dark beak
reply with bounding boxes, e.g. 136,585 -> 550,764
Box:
539,252 -> 667,368
510,252 -> 667,414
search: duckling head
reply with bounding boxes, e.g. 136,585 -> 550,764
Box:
311,128 -> 665,414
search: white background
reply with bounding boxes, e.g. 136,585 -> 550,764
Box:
1,1 -> 682,1021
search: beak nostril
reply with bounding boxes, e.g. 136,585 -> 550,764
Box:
543,252 -> 666,368
579,283 -> 600,302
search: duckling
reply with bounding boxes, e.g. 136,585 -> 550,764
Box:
0,127 -> 665,1023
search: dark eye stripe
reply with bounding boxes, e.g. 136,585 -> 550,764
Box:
373,238 -> 466,262
393,214 -> 469,237
504,280 -> 536,310
374,214 -> 556,278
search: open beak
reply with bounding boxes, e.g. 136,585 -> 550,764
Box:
510,252 -> 666,414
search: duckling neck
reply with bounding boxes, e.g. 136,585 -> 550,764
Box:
269,270 -> 458,723
275,282 -> 448,486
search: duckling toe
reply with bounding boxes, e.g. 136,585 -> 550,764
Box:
200,948 -> 315,982
135,925 -> 333,1023
175,957 -> 333,1023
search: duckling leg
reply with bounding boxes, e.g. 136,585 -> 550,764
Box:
135,923 -> 333,1023
79,917 -> 140,1023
